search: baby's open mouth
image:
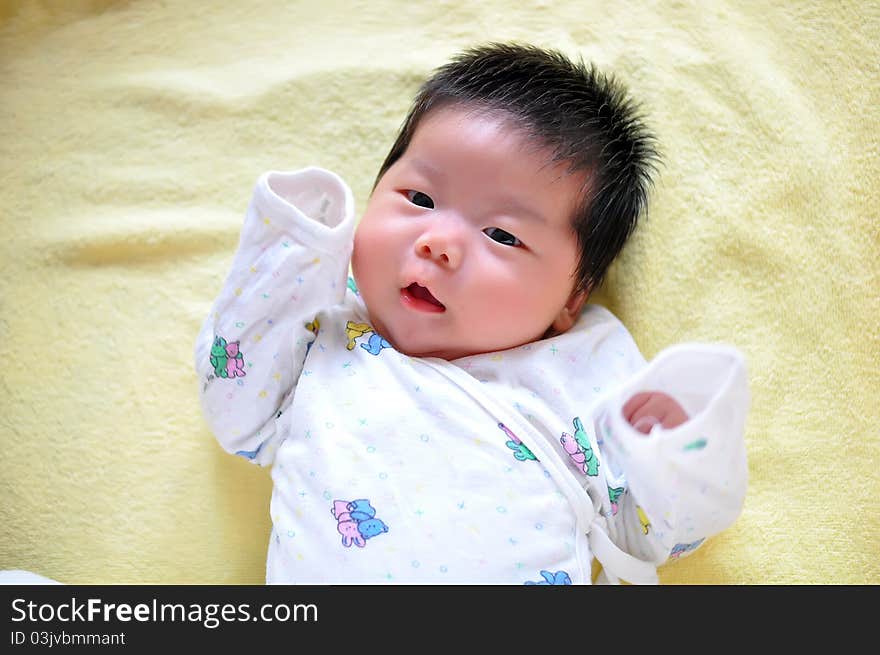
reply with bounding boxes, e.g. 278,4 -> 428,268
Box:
401,283 -> 446,312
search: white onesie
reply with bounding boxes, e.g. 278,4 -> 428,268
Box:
195,168 -> 749,585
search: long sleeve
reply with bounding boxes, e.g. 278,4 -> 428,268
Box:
592,343 -> 750,567
194,168 -> 355,467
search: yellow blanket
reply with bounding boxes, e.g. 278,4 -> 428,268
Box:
1,0 -> 876,584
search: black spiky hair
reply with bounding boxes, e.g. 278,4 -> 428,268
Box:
375,42 -> 661,294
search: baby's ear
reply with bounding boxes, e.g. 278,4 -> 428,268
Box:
550,288 -> 589,335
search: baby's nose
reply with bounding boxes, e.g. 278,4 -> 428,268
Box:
414,228 -> 462,267
416,240 -> 449,264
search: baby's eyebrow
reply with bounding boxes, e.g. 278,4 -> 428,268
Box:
409,157 -> 446,182
408,157 -> 546,224
499,198 -> 547,225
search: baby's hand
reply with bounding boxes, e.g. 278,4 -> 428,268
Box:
623,391 -> 689,434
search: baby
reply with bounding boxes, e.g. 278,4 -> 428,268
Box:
195,43 -> 749,584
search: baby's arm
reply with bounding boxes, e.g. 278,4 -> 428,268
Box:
194,168 -> 354,466
596,344 -> 750,569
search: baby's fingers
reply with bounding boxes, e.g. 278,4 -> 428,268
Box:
623,391 -> 689,434
623,392 -> 654,425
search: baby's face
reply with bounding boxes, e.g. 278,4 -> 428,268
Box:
351,106 -> 586,360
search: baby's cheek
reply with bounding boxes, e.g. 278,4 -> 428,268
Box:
351,229 -> 384,285
476,286 -> 554,345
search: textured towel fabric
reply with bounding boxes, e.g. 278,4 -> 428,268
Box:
0,1 -> 877,584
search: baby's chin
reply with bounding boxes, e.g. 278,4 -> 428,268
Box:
387,338 -> 472,361
369,313 -> 552,360
387,331 -> 533,361
380,329 -> 478,361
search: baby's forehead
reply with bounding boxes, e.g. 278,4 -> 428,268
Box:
419,103 -> 540,145
414,103 -> 585,176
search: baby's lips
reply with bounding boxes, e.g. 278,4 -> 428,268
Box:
406,282 -> 445,309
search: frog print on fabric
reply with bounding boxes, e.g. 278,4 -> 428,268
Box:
607,486 -> 625,516
210,335 -> 246,379
498,422 -> 537,462
560,417 -> 598,476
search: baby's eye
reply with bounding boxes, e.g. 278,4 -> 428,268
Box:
406,190 -> 435,209
483,227 -> 522,247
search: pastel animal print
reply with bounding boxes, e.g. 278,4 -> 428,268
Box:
332,498 -> 389,548
344,322 -> 372,350
331,500 -> 350,520
304,317 -> 320,356
670,538 -> 705,559
210,336 -> 228,377
362,333 -> 392,355
637,505 -> 651,535
358,518 -> 389,540
337,520 -> 366,548
346,499 -> 377,522
235,441 -> 264,461
560,432 -> 587,474
344,321 -> 392,355
224,341 -> 246,378
210,335 -> 246,379
607,486 -> 624,516
560,417 -> 598,476
524,570 -> 572,585
498,423 -> 536,462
